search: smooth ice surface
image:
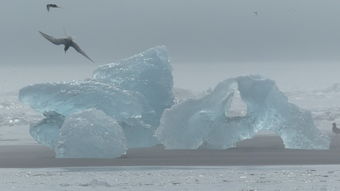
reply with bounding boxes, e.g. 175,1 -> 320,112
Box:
156,75 -> 330,150
30,111 -> 65,148
19,46 -> 174,153
56,109 -> 127,158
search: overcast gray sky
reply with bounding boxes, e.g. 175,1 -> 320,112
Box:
2,0 -> 340,92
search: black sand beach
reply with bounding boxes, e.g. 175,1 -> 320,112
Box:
0,135 -> 340,168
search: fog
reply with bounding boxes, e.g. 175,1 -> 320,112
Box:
2,0 -> 340,92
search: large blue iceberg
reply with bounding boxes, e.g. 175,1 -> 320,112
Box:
19,46 -> 330,158
156,76 -> 330,150
19,46 -> 174,155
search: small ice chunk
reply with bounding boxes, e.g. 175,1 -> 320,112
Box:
30,111 -> 65,148
55,109 -> 127,158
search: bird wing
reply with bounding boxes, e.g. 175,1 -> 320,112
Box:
46,5 -> 50,11
39,31 -> 67,45
70,41 -> 95,63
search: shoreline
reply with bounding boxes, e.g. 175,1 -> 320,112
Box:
1,144 -> 340,168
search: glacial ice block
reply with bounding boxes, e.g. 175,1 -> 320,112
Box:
19,46 -> 175,150
30,111 -> 65,148
19,80 -> 147,120
55,109 -> 127,158
93,46 -> 174,126
19,79 -> 156,148
156,75 -> 330,150
118,118 -> 159,148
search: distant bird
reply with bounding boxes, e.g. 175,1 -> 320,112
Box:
46,4 -> 60,12
253,11 -> 259,16
332,122 -> 340,134
39,31 -> 94,63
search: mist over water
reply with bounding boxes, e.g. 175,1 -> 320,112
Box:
2,61 -> 340,94
173,61 -> 340,92
1,0 -> 340,94
0,64 -> 94,93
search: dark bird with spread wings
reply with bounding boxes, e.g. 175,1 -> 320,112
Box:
39,31 -> 94,63
46,4 -> 60,12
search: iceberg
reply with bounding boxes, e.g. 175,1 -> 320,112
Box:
55,109 -> 127,158
93,45 -> 174,126
19,46 -> 174,153
156,75 -> 330,150
20,44 -> 330,158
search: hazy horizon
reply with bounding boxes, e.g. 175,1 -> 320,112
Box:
2,0 -> 340,92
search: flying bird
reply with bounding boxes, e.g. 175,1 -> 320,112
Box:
39,31 -> 94,63
46,4 -> 60,12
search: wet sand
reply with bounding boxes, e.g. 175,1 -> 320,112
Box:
0,135 -> 338,168
1,144 -> 340,168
